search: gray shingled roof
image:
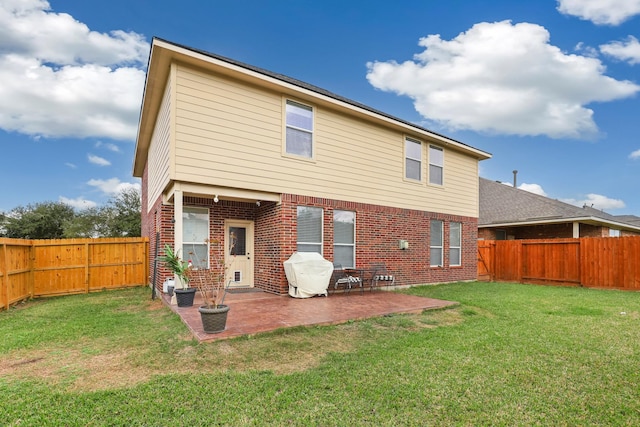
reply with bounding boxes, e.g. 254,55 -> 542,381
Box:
615,215 -> 640,227
479,177 -> 640,231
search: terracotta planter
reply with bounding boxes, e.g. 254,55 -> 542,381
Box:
174,287 -> 196,307
199,304 -> 230,333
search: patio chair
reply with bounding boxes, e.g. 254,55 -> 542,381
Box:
370,263 -> 395,291
331,264 -> 364,295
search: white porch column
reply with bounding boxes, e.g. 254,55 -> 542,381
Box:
572,221 -> 580,238
174,189 -> 184,258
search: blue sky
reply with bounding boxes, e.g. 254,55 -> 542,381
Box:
1,0 -> 639,214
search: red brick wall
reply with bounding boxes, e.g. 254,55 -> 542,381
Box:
281,194 -> 478,292
146,191 -> 478,295
515,223 -> 574,239
255,201 -> 286,294
478,228 -> 500,240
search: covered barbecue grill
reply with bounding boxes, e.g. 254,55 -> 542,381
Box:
283,252 -> 333,298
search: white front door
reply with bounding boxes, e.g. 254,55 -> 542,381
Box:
225,220 -> 254,288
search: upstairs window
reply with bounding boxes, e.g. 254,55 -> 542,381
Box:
430,219 -> 443,267
429,145 -> 444,185
405,137 -> 422,181
450,222 -> 462,266
297,206 -> 322,253
286,100 -> 313,158
334,210 -> 355,268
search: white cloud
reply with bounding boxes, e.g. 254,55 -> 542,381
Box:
87,177 -> 141,195
518,183 -> 548,196
366,21 -> 640,139
562,194 -> 626,210
59,196 -> 97,210
574,42 -> 599,58
0,1 -> 149,140
600,36 -> 640,65
95,141 -> 120,152
630,149 -> 640,159
557,0 -> 640,25
65,162 -> 77,169
88,154 -> 111,166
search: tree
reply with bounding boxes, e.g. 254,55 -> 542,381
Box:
101,187 -> 141,237
3,202 -> 76,239
62,207 -> 108,238
2,188 -> 141,239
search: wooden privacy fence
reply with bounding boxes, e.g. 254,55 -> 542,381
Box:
1,237 -> 149,310
478,236 -> 640,290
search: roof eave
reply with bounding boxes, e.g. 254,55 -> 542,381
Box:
479,216 -> 640,232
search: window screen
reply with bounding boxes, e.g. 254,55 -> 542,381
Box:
183,207 -> 209,268
286,100 -> 313,158
334,210 -> 355,268
429,145 -> 444,185
297,206 -> 322,253
450,222 -> 461,266
405,137 -> 422,181
430,219 -> 443,267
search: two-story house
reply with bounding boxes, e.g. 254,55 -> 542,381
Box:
133,38 -> 491,295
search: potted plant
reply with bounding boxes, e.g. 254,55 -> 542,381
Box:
158,244 -> 196,307
188,238 -> 233,333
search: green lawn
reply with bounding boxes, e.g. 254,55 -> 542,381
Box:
2,282 -> 640,426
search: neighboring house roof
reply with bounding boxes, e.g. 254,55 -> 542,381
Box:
479,177 -> 640,232
133,37 -> 491,177
615,215 -> 640,227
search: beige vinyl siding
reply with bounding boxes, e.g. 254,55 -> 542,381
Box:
173,64 -> 480,217
147,76 -> 173,213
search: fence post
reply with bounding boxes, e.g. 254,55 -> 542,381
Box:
516,240 -> 523,283
85,242 -> 90,294
1,241 -> 8,310
490,242 -> 496,281
29,242 -> 35,298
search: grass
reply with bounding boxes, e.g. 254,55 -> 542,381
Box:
2,283 -> 640,425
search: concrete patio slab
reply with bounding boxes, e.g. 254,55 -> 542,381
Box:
162,289 -> 458,342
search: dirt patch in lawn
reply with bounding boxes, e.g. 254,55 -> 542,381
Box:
0,307 -> 464,391
0,348 -> 165,392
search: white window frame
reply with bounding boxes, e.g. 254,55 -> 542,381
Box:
429,145 -> 444,186
450,222 -> 462,266
296,206 -> 323,254
182,206 -> 209,269
285,99 -> 314,159
430,219 -> 443,267
405,137 -> 422,181
333,210 -> 355,268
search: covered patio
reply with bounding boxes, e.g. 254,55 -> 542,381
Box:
162,289 -> 458,342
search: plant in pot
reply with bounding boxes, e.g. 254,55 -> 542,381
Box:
187,238 -> 234,334
159,244 -> 196,307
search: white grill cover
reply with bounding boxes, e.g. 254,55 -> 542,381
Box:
284,252 -> 333,298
